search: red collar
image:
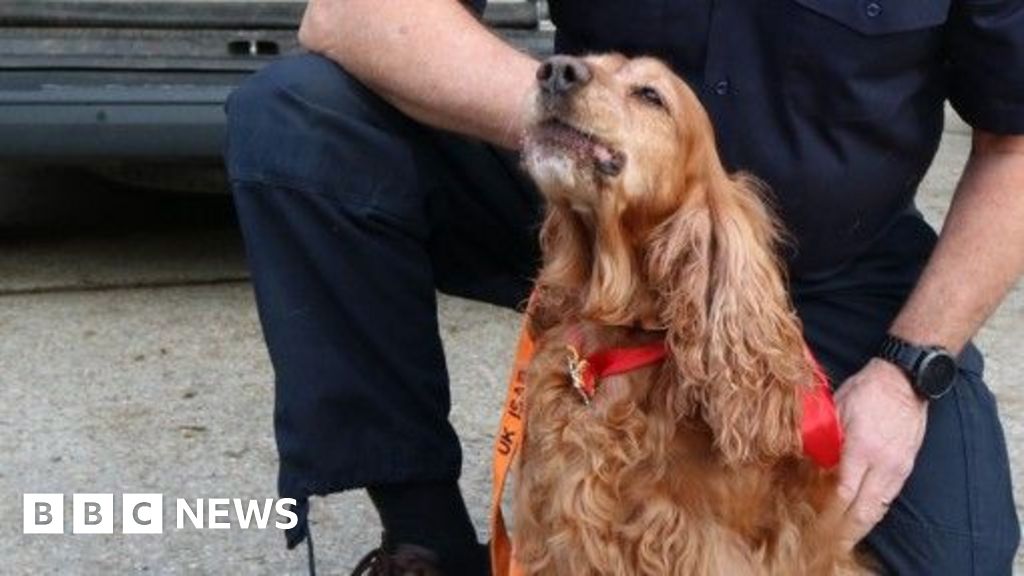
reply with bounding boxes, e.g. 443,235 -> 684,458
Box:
565,341 -> 668,404
564,337 -> 843,469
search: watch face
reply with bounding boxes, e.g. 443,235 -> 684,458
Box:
918,352 -> 958,399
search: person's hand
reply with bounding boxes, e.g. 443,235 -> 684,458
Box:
833,357 -> 928,547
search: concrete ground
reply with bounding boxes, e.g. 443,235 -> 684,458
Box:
1,116 -> 1021,574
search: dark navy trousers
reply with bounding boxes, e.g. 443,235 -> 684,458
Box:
224,54 -> 1020,574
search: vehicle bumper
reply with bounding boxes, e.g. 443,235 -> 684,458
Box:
0,70 -> 242,160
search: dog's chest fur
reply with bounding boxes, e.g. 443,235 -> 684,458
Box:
511,322 -> 850,576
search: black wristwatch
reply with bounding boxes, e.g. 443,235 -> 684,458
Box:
876,334 -> 958,400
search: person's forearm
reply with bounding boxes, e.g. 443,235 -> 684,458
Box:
299,0 -> 538,149
890,131 -> 1024,353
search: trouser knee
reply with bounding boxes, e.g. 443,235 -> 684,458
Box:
225,53 -> 414,193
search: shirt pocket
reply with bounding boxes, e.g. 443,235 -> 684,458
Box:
790,0 -> 949,35
783,0 -> 951,123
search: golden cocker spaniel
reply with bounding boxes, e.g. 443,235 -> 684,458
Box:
513,54 -> 867,575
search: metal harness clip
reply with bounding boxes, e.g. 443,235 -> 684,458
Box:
565,345 -> 591,405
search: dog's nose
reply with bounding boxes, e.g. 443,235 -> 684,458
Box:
537,56 -> 592,95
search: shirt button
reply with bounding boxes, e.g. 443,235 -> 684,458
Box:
714,80 -> 730,95
865,2 -> 883,18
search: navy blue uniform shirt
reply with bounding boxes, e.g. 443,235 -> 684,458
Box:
544,0 -> 1024,276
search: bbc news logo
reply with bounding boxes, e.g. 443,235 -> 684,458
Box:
24,494 -> 298,534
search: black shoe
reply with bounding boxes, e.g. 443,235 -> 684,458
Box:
351,533 -> 443,576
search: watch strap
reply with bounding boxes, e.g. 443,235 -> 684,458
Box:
878,335 -> 925,376
877,334 -> 959,400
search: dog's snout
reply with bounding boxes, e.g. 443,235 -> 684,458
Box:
537,56 -> 592,95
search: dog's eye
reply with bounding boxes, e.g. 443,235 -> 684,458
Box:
632,86 -> 666,109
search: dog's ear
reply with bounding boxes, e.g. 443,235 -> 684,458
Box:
532,202 -> 589,335
647,172 -> 810,465
534,199 -> 656,330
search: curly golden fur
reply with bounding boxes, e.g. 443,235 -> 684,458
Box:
513,54 -> 867,575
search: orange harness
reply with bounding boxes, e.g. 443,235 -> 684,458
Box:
489,317 -> 843,576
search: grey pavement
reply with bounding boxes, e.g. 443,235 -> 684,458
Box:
1,118 -> 1022,574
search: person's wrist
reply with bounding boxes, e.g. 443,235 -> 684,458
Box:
877,328 -> 960,401
496,57 -> 541,150
866,357 -> 926,407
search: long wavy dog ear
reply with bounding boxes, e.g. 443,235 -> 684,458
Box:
533,197 -> 657,331
647,166 -> 811,465
531,202 -> 590,336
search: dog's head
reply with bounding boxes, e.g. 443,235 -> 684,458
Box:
523,55 -> 810,464
523,54 -> 728,328
524,54 -> 706,232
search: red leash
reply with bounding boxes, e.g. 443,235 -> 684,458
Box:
564,335 -> 842,468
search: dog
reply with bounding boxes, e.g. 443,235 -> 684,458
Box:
511,54 -> 867,575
